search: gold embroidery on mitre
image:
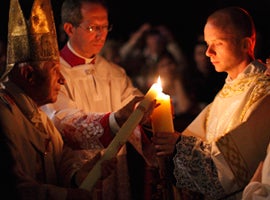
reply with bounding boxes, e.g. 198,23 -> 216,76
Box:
5,0 -> 29,80
3,0 -> 59,81
29,0 -> 59,62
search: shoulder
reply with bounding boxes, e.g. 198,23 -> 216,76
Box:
0,90 -> 19,128
254,75 -> 270,94
96,55 -> 127,76
0,90 -> 15,112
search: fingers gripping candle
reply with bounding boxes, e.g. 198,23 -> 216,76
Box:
80,79 -> 162,191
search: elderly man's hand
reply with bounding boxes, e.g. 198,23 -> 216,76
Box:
74,152 -> 117,187
114,96 -> 156,127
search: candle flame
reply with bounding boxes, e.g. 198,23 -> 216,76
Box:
157,76 -> 163,91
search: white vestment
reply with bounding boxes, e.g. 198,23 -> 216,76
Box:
173,60 -> 270,199
42,44 -> 157,200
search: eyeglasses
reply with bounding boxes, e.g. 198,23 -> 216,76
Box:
79,24 -> 113,33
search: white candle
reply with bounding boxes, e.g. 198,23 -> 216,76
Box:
151,77 -> 174,133
80,81 -> 161,191
151,77 -> 175,199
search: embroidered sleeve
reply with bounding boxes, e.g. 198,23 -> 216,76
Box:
173,135 -> 226,199
54,110 -> 113,150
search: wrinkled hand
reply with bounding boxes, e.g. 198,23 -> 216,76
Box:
139,99 -> 157,126
75,152 -> 117,186
151,131 -> 180,156
100,157 -> 117,180
114,96 -> 156,127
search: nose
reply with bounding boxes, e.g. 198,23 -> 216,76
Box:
205,45 -> 214,57
58,73 -> 66,85
95,29 -> 103,37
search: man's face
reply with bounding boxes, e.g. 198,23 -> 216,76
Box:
204,20 -> 247,79
68,2 -> 110,58
33,61 -> 65,106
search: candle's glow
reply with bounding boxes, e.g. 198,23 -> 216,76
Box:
80,77 -> 175,191
151,76 -> 174,133
157,76 -> 162,88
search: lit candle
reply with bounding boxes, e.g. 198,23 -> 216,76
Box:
151,77 -> 174,133
80,80 -> 161,191
151,77 -> 175,199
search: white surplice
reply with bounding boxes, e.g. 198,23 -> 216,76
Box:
173,60 -> 270,199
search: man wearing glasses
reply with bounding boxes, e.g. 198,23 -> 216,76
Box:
41,0 -> 158,199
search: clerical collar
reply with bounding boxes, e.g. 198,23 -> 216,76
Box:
60,41 -> 95,67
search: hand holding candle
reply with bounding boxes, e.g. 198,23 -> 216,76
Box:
80,79 -> 161,192
151,76 -> 175,200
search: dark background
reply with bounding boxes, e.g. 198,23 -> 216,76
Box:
1,0 -> 270,61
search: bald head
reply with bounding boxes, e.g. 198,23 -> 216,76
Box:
206,7 -> 256,40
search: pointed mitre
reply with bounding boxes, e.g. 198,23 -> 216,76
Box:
3,0 -> 59,81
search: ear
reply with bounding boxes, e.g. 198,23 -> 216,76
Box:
21,65 -> 34,84
242,37 -> 253,51
63,22 -> 74,37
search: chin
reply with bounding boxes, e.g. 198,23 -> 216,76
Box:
44,96 -> 57,104
214,67 -> 223,73
50,97 -> 57,104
